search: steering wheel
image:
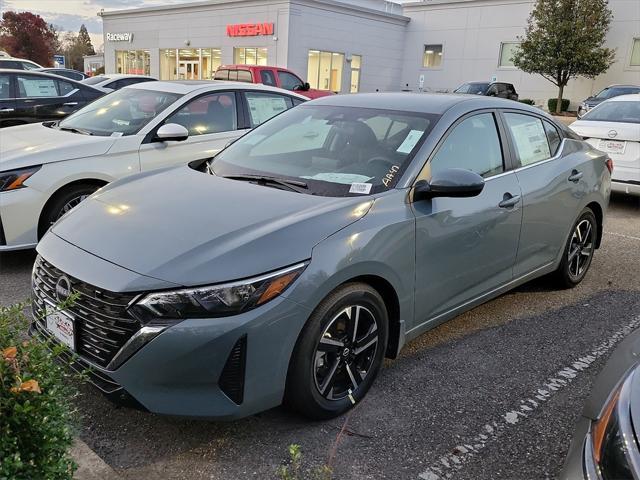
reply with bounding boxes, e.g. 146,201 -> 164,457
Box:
367,156 -> 395,170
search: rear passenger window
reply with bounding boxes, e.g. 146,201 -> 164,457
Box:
57,80 -> 76,96
16,75 -> 58,97
543,121 -> 561,156
0,74 -> 11,99
237,70 -> 252,82
244,92 -> 293,127
260,70 -> 276,86
214,70 -> 228,80
429,113 -> 504,178
503,113 -> 551,167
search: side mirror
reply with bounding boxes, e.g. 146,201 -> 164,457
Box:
155,123 -> 189,142
413,168 -> 485,201
299,82 -> 310,91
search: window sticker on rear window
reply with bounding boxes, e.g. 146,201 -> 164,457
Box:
301,173 -> 373,184
396,130 -> 424,154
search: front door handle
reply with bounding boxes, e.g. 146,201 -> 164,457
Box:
568,170 -> 583,182
498,193 -> 521,209
0,107 -> 14,112
63,102 -> 78,106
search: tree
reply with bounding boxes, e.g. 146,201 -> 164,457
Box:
0,11 -> 57,66
63,25 -> 95,71
512,0 -> 615,114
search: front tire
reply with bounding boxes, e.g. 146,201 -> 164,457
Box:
39,184 -> 100,238
285,283 -> 388,420
554,207 -> 597,288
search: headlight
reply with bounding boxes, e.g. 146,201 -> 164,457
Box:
129,262 -> 307,321
0,165 -> 42,192
590,371 -> 637,480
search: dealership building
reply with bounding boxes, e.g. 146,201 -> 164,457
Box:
100,0 -> 640,107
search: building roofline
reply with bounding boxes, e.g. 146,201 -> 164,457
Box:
99,0 -> 409,22
402,0 -> 529,8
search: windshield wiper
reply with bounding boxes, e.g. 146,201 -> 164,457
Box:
58,125 -> 93,135
222,174 -> 308,193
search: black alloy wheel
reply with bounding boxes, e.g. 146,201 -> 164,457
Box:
285,283 -> 388,419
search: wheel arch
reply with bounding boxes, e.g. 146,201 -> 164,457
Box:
585,201 -> 604,248
346,275 -> 402,359
37,178 -> 109,239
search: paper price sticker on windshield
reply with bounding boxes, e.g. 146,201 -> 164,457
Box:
349,183 -> 372,194
396,130 -> 424,154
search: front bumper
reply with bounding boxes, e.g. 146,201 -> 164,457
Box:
34,233 -> 312,418
0,186 -> 45,250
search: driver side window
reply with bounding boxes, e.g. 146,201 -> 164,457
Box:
164,92 -> 237,136
278,71 -> 302,91
428,113 -> 504,179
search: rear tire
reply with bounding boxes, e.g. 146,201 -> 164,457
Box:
285,283 -> 388,420
553,207 -> 597,289
39,183 -> 100,238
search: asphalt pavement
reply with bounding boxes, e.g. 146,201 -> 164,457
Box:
1,194 -> 638,480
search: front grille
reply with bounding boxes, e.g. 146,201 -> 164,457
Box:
32,255 -> 141,369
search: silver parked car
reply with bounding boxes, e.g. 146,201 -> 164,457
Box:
32,93 -> 611,419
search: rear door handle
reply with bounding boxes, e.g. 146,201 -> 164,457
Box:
63,102 -> 78,106
568,170 -> 583,182
498,193 -> 521,209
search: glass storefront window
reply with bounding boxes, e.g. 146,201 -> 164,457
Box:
350,54 -> 361,93
233,47 -> 268,65
307,50 -> 344,92
631,38 -> 640,66
423,44 -> 443,68
159,48 -> 222,80
115,50 -> 150,75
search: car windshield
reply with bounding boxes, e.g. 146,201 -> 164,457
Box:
455,83 -> 489,94
58,88 -> 183,136
82,76 -> 108,85
212,105 -> 439,197
581,101 -> 640,124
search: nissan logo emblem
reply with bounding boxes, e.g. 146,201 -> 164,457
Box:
608,130 -> 618,139
55,276 -> 72,302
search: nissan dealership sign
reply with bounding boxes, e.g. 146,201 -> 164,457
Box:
106,32 -> 134,42
226,23 -> 274,37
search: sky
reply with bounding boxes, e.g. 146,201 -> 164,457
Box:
0,0 -> 193,51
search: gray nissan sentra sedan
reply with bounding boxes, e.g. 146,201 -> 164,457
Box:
31,93 -> 611,419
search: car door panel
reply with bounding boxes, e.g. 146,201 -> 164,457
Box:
139,91 -> 247,171
413,173 -> 522,322
412,111 -> 522,324
0,73 -> 17,126
500,111 -> 592,276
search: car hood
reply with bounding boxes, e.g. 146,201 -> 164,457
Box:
0,123 -> 116,171
569,120 -> 640,142
51,166 -> 373,286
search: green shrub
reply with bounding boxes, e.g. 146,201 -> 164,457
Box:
278,444 -> 332,480
0,301 -> 79,480
547,98 -> 571,112
519,98 -> 536,105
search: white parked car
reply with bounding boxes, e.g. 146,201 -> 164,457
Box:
81,74 -> 157,93
570,94 -> 640,196
0,81 -> 307,250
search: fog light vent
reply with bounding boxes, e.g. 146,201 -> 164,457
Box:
219,335 -> 247,405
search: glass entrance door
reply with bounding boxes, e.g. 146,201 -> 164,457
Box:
178,60 -> 199,80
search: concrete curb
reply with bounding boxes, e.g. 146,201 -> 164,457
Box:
71,438 -> 121,480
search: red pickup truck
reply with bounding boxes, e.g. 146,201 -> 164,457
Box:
214,65 -> 334,100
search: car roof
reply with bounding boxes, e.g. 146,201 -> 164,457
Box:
604,84 -> 640,89
307,92 -> 531,114
126,80 -> 308,99
97,74 -> 155,80
0,57 -> 39,63
0,68 -> 84,81
607,93 -> 640,102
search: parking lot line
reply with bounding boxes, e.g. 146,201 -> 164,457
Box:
418,314 -> 640,480
605,231 -> 640,242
